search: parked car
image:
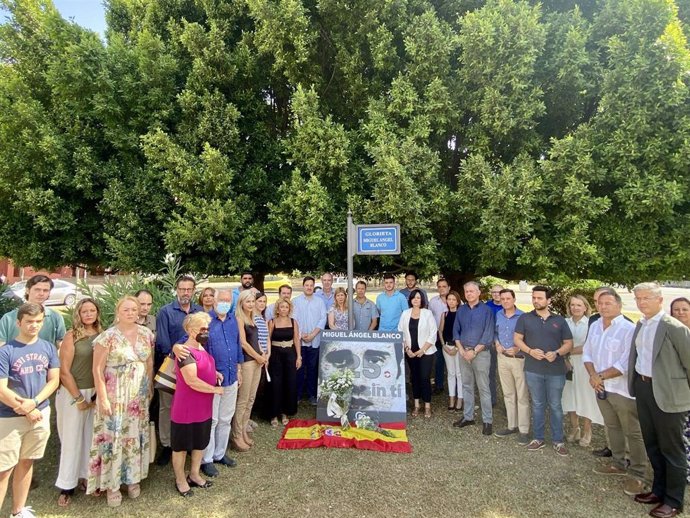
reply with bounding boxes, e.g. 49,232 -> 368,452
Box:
263,274 -> 291,292
2,279 -> 80,306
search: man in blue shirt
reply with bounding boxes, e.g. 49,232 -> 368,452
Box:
0,303 -> 60,518
376,274 -> 409,332
293,277 -> 327,405
452,281 -> 496,435
493,289 -> 528,443
316,272 -> 335,312
174,289 -> 244,475
229,271 -> 254,314
155,275 -> 202,466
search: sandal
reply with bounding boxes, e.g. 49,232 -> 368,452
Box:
187,477 -> 213,489
127,483 -> 141,499
175,482 -> 193,498
411,407 -> 420,417
424,408 -> 432,418
270,418 -> 279,428
106,489 -> 122,507
58,490 -> 73,507
77,479 -> 87,492
281,414 -> 289,425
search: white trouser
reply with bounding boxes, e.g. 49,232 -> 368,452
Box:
55,387 -> 96,490
203,382 -> 239,464
442,348 -> 463,399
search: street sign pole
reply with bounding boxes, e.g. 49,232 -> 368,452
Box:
347,209 -> 354,330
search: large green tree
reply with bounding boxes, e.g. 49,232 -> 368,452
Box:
0,0 -> 688,285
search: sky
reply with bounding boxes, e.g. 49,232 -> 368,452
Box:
0,1 -> 107,36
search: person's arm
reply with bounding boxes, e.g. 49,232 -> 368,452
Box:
92,336 -> 112,416
312,301 -> 327,340
327,309 -> 336,330
0,313 -> 10,346
417,311 -> 438,357
293,319 -> 302,369
179,359 -> 223,395
514,331 -> 546,360
54,312 -> 66,349
368,303 -> 379,331
476,307 -> 495,353
58,331 -> 90,410
438,312 -> 446,344
453,310 -> 463,349
155,307 -> 173,355
145,341 -> 154,398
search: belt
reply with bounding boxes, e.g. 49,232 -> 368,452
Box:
272,340 -> 294,348
638,374 -> 652,382
502,352 -> 525,359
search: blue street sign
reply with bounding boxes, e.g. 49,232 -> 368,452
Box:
356,224 -> 401,255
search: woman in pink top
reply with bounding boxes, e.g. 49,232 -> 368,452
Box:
171,312 -> 223,497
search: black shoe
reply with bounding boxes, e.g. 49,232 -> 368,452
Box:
214,455 -> 237,468
201,463 -> 219,478
482,423 -> 493,436
453,418 -> 475,428
157,446 -> 172,466
592,446 -> 613,458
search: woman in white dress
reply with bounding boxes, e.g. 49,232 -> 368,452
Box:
562,295 -> 604,446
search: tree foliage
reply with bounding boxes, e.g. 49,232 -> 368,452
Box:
0,0 -> 688,285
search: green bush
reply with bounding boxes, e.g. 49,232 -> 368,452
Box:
71,276 -> 175,329
548,278 -> 603,316
0,284 -> 21,318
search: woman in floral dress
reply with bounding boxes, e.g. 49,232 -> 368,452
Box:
87,296 -> 154,507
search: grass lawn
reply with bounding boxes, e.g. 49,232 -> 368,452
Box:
6,391 -> 679,518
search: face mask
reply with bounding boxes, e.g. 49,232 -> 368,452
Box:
216,302 -> 232,315
196,331 -> 209,346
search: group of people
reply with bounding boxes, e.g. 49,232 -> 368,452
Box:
0,272 -> 689,518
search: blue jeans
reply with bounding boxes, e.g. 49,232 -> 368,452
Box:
296,346 -> 319,401
525,371 -> 566,443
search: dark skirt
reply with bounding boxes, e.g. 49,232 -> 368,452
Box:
171,418 -> 212,452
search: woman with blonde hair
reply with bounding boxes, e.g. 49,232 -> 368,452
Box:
55,298 -> 103,507
268,298 -> 301,427
327,287 -> 348,331
562,294 -> 603,446
87,296 -> 154,507
230,291 -> 269,451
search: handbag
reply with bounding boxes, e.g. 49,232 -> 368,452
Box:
154,354 -> 176,394
148,422 -> 156,464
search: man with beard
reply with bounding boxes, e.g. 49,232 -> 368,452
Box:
230,272 -> 254,314
265,284 -> 293,321
155,275 -> 202,466
515,285 -> 573,456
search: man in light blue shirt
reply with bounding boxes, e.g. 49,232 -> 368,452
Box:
376,274 -> 409,332
229,271 -> 254,314
293,276 -> 327,406
316,272 -> 335,312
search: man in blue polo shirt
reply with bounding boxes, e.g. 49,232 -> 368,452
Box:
452,281 -> 495,435
155,275 -> 202,466
376,274 -> 408,332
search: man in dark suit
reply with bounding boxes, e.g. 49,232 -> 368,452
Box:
628,282 -> 690,518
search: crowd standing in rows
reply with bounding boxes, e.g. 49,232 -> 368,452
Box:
0,274 -> 688,518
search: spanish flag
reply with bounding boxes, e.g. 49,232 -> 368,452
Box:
277,419 -> 412,453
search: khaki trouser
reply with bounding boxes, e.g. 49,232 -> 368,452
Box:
231,360 -> 262,440
497,354 -> 530,434
158,389 -> 173,448
597,392 -> 651,482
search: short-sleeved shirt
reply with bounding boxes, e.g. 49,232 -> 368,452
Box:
172,346 -> 216,424
0,307 -> 66,346
515,311 -> 573,375
353,298 -> 379,331
376,291 -> 409,332
0,338 -> 60,417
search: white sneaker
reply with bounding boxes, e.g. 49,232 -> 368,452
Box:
10,507 -> 36,518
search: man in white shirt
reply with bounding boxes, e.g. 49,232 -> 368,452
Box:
583,289 -> 648,497
428,278 -> 449,393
